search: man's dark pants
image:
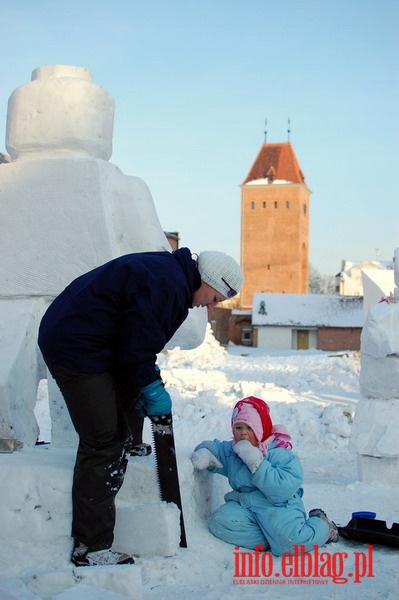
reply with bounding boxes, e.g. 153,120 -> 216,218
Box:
45,360 -> 141,551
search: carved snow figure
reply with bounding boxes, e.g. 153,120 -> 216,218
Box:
0,65 -> 206,449
349,247 -> 399,485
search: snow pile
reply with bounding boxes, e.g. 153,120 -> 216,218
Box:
1,327 -> 398,599
252,293 -> 364,327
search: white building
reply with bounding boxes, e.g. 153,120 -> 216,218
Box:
252,293 -> 364,351
337,259 -> 394,296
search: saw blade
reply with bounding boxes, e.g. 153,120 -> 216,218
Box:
151,414 -> 187,548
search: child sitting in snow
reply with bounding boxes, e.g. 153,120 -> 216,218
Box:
191,396 -> 338,556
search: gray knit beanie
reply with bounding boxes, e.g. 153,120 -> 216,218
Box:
197,251 -> 243,299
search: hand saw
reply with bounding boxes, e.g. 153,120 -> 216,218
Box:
150,414 -> 187,547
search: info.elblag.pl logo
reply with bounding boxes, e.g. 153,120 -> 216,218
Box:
233,544 -> 374,585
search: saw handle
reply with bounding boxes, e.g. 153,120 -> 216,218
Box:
149,413 -> 173,434
149,414 -> 172,424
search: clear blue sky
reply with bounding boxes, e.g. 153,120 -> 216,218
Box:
1,0 -> 398,276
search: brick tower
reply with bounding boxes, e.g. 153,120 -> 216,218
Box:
240,142 -> 311,308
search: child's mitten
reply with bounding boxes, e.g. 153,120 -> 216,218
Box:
191,447 -> 223,470
233,439 -> 264,473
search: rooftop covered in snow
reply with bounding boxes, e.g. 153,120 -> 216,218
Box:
252,293 -> 364,328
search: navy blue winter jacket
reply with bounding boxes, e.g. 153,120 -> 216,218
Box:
38,247 -> 200,388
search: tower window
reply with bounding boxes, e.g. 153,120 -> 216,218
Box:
286,201 -> 290,208
251,201 -> 255,209
303,203 -> 307,215
274,201 -> 278,208
263,201 -> 266,208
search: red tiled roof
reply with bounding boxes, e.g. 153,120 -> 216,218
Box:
243,142 -> 306,184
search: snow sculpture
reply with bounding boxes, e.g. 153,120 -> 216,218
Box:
0,65 -> 206,449
349,247 -> 399,484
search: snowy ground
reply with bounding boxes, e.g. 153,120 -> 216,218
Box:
1,327 -> 398,599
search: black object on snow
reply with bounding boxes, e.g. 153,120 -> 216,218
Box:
338,517 -> 399,548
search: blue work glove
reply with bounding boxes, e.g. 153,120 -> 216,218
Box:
233,440 -> 264,473
139,379 -> 172,416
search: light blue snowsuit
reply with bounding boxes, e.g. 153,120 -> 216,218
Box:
195,438 -> 329,556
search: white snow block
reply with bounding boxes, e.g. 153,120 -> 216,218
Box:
0,448 -> 74,576
114,502 -> 181,557
115,457 -> 181,556
6,65 -> 115,161
356,455 -> 399,486
359,353 -> 399,399
361,301 -> 399,358
192,468 -> 231,520
0,299 -> 41,446
118,455 -> 161,503
46,370 -> 79,448
349,398 -> 399,457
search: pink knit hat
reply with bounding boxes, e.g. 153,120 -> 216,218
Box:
231,396 -> 272,444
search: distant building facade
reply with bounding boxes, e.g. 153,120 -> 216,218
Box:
337,259 -> 394,296
251,293 -> 363,351
240,142 -> 311,308
209,294 -> 364,351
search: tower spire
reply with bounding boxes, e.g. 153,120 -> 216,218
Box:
287,117 -> 291,142
264,119 -> 268,144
